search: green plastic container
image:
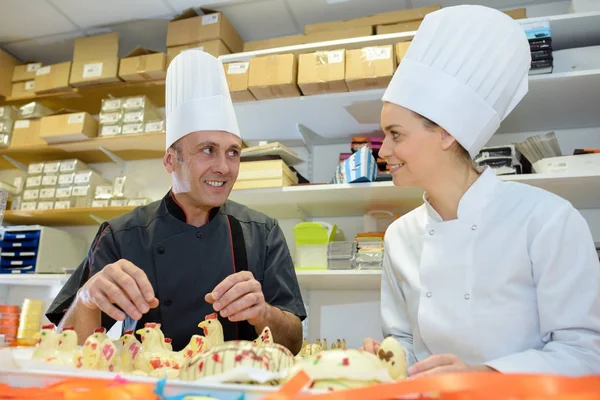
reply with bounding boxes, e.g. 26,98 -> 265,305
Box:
292,222 -> 336,270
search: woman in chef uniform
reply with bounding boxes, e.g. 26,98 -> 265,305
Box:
362,5 -> 600,376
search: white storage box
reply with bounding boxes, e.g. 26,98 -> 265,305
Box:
552,46 -> 600,73
533,153 -> 600,174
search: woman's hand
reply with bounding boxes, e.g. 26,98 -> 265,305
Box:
408,354 -> 496,377
359,337 -> 381,354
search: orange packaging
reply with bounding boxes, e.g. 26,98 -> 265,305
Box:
0,305 -> 20,313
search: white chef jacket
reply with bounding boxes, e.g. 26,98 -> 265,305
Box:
381,167 -> 600,375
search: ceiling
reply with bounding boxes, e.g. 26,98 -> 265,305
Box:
0,0 -> 570,64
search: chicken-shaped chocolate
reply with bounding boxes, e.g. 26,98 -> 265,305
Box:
32,323 -> 59,360
253,326 -> 273,345
49,326 -> 78,366
164,337 -> 173,351
119,329 -> 142,372
197,313 -> 224,350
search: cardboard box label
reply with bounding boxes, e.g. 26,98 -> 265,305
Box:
74,172 -> 92,184
58,174 -> 74,185
227,62 -> 249,74
72,186 -> 90,196
95,185 -> 113,197
364,47 -> 391,61
59,160 -> 76,172
100,112 -> 121,124
26,176 -> 41,187
111,199 -> 130,207
36,66 -> 51,76
23,189 -> 39,200
55,187 -> 72,198
24,81 -> 35,90
26,63 -> 42,72
21,202 -> 37,211
54,200 -> 72,209
122,123 -> 144,134
28,163 -> 44,174
202,14 -> 219,25
145,120 -> 164,132
68,113 -> 85,124
83,62 -> 103,78
42,175 -> 58,186
328,50 -> 344,64
37,201 -> 54,210
20,102 -> 36,116
92,199 -> 109,207
14,120 -> 30,129
44,162 -> 60,173
123,111 -> 144,123
128,199 -> 148,206
102,99 -> 122,111
124,97 -> 144,109
101,125 -> 121,136
39,188 -> 56,199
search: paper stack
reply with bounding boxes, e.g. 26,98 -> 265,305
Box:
327,241 -> 356,270
352,233 -> 384,270
521,20 -> 553,75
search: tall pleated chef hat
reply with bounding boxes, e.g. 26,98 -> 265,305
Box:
382,5 -> 531,158
165,50 -> 241,150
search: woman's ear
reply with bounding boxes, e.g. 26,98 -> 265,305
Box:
439,129 -> 457,151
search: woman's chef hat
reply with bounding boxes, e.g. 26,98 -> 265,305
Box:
382,5 -> 531,158
165,50 -> 241,150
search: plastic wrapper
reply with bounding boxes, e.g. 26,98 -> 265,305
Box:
19,102 -> 53,119
0,105 -> 18,121
113,176 -> 143,198
74,170 -> 106,187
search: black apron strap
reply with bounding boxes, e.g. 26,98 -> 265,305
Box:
227,214 -> 257,341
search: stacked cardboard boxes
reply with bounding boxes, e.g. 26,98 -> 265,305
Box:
70,33 -> 121,87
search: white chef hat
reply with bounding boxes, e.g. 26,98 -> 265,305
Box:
165,50 -> 241,150
382,5 -> 531,158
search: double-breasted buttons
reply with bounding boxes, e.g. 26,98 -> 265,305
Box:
196,232 -> 203,239
157,246 -> 165,254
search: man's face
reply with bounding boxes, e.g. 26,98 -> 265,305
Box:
164,130 -> 242,209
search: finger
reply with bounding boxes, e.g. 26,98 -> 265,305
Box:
97,277 -> 142,320
119,260 -> 156,302
409,354 -> 457,375
210,271 -> 253,301
205,293 -> 216,304
220,291 -> 264,318
214,279 -> 260,312
410,365 -> 462,378
106,265 -> 149,314
89,287 -> 126,321
227,303 -> 263,322
149,298 -> 160,309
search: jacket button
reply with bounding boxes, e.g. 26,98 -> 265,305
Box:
157,246 -> 165,254
196,232 -> 203,239
164,299 -> 172,306
426,292 -> 432,298
471,225 -> 477,231
464,294 -> 471,300
429,230 -> 434,236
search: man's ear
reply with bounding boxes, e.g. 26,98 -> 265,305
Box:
439,129 -> 457,151
163,150 -> 175,173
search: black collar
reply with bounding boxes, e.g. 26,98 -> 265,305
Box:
164,191 -> 219,224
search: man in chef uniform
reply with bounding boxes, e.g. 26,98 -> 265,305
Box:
46,51 -> 306,354
361,5 -> 600,375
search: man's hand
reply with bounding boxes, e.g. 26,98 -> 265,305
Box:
205,271 -> 268,326
78,259 -> 159,321
359,337 -> 381,354
408,354 -> 497,377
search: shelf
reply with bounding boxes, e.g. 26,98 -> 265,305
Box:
0,132 -> 165,170
0,274 -> 69,286
3,207 -> 135,226
2,80 -> 166,116
296,269 -> 381,290
231,68 -> 600,143
228,171 -> 600,219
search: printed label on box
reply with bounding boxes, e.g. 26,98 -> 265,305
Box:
145,121 -> 164,133
54,200 -> 72,209
227,62 -> 249,75
37,201 -> 54,210
74,172 -> 91,184
40,188 -> 56,199
100,112 -> 121,124
68,113 -> 85,124
44,162 -> 60,173
128,199 -> 148,206
35,66 -> 51,76
28,163 -> 43,175
59,160 -> 76,172
25,81 -> 35,90
92,199 -> 109,208
42,175 -> 58,186
15,120 -> 30,129
328,50 -> 344,64
103,99 -> 121,111
72,186 -> 90,197
123,111 -> 144,123
83,62 -> 103,78
101,125 -> 121,136
21,202 -> 37,211
25,176 -> 41,187
21,102 -> 36,116
202,13 -> 219,25
55,187 -> 72,198
364,47 -> 391,61
110,199 -> 129,207
122,123 -> 144,134
124,97 -> 144,109
23,189 -> 39,200
58,174 -> 75,185
27,63 -> 42,72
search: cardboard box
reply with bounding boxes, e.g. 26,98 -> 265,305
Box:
70,33 -> 121,87
248,53 -> 301,100
234,159 -> 298,190
40,111 -> 98,143
304,5 -> 440,34
503,8 -> 527,19
345,45 -> 396,91
304,26 -> 373,43
298,49 -> 348,96
119,47 -> 166,82
34,62 -> 72,93
10,119 -> 44,147
166,9 -> 243,53
243,34 -> 307,52
12,63 -> 43,82
376,20 -> 422,35
11,81 -> 36,98
225,62 -> 256,102
395,41 -> 411,63
0,49 -> 19,100
167,40 -> 231,66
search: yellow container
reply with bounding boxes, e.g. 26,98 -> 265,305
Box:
18,320 -> 41,330
17,328 -> 39,339
293,222 -> 337,270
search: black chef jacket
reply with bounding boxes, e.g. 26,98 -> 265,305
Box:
46,191 -> 306,351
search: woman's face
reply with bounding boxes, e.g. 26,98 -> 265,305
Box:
379,102 -> 455,188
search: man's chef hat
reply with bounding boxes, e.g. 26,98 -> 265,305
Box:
382,5 -> 531,158
165,50 -> 241,150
